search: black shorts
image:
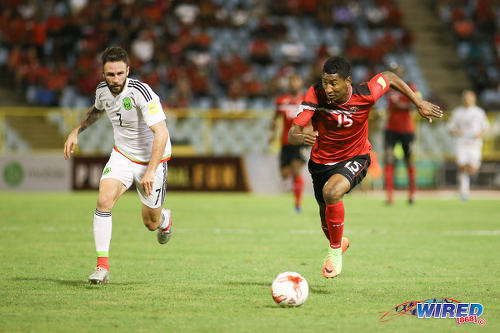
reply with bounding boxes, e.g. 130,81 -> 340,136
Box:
280,145 -> 307,168
384,130 -> 415,157
308,154 -> 371,204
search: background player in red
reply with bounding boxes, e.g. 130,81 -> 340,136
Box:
384,63 -> 419,205
288,56 -> 442,278
269,74 -> 307,212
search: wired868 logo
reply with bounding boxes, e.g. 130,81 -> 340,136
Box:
378,298 -> 486,326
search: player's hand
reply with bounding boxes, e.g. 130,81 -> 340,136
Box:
417,101 -> 443,123
141,170 -> 155,196
63,129 -> 79,160
302,131 -> 318,146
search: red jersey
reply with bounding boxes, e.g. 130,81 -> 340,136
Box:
386,83 -> 417,133
275,92 -> 305,145
294,73 -> 389,164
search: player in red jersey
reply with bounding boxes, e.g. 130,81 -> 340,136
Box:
288,56 -> 442,278
384,64 -> 419,205
269,74 -> 307,212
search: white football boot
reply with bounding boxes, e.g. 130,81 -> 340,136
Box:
88,267 -> 109,285
157,208 -> 173,244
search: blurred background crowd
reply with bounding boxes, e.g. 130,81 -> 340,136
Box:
2,0 -> 427,110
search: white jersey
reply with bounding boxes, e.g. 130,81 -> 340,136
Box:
448,105 -> 489,146
94,78 -> 171,164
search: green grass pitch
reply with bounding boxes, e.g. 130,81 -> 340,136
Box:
0,191 -> 499,332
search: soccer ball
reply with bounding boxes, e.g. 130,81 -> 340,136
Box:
271,272 -> 309,307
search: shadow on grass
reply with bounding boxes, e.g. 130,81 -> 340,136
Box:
222,281 -> 332,295
11,277 -> 146,287
223,281 -> 269,287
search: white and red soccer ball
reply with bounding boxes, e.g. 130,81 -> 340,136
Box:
271,272 -> 309,307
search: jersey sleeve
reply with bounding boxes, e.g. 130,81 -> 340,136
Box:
136,84 -> 166,127
293,86 -> 316,127
367,73 -> 390,103
94,87 -> 104,110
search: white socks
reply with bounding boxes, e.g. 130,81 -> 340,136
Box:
94,209 -> 112,257
458,172 -> 470,200
159,208 -> 171,230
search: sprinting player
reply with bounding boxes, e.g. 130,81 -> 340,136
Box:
448,90 -> 489,201
288,56 -> 442,278
269,74 -> 307,212
383,64 -> 419,204
63,47 -> 173,284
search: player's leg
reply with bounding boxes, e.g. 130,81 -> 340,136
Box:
456,145 -> 470,201
318,202 -> 349,253
402,133 -> 416,204
89,153 -> 133,284
290,158 -> 305,213
321,154 -> 371,278
135,162 -> 172,244
384,130 -> 396,204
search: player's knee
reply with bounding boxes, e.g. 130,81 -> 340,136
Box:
96,194 -> 114,211
322,185 -> 344,204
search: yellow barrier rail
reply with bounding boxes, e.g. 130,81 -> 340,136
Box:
0,107 -> 499,160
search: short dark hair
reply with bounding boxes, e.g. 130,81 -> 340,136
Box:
323,56 -> 351,79
101,46 -> 129,66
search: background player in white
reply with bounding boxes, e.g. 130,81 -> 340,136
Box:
448,90 -> 489,201
64,47 -> 173,284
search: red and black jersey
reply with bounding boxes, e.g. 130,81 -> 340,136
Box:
275,92 -> 304,145
386,83 -> 417,133
293,73 -> 389,164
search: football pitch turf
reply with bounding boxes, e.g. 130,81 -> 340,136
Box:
0,191 -> 499,332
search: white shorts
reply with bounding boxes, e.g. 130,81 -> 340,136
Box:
456,142 -> 482,169
101,150 -> 168,208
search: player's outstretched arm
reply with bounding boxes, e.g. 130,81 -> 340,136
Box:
382,71 -> 443,123
63,106 -> 105,160
288,123 -> 318,146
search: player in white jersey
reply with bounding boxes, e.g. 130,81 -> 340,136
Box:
448,90 -> 489,201
63,47 -> 173,284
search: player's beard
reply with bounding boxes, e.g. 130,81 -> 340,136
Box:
108,80 -> 126,96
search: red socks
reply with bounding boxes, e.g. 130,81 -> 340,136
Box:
325,202 -> 345,249
97,257 -> 109,271
293,175 -> 304,209
408,164 -> 416,199
320,217 -> 330,241
385,163 -> 394,203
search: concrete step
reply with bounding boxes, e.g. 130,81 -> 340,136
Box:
6,115 -> 64,149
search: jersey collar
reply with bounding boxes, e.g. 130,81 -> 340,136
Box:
340,85 -> 353,106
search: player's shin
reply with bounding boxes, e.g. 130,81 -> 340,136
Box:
325,202 -> 344,249
385,164 -> 394,203
94,209 -> 112,270
408,164 -> 416,202
293,175 -> 304,211
320,217 -> 330,241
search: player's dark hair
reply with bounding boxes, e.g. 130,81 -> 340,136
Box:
101,46 -> 129,66
323,56 -> 351,79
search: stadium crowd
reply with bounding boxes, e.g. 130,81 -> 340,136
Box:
433,0 -> 500,108
1,0 -> 415,110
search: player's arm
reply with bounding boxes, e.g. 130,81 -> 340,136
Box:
382,71 -> 443,123
141,121 -> 169,196
64,106 -> 105,160
288,123 -> 317,146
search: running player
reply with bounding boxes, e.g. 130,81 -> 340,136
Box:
288,56 -> 442,278
269,74 -> 307,212
448,90 -> 489,201
383,64 -> 419,204
63,47 -> 173,284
